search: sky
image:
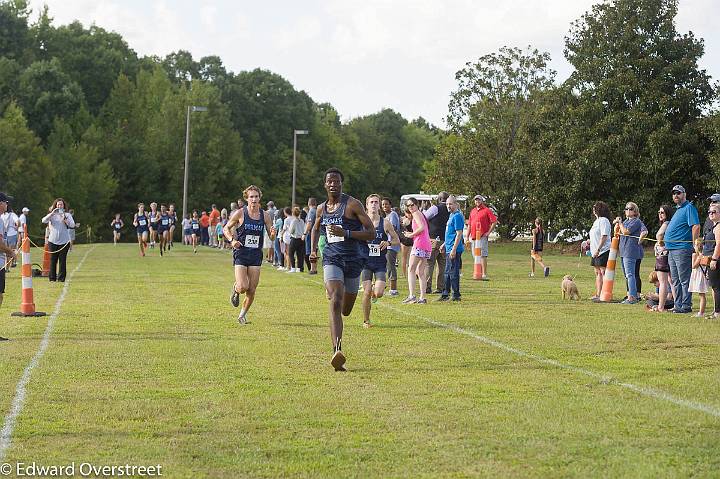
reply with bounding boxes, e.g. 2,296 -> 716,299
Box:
27,0 -> 720,127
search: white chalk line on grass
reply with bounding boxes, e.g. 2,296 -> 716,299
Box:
292,271 -> 720,419
0,245 -> 97,462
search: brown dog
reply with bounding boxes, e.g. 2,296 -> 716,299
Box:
561,275 -> 580,300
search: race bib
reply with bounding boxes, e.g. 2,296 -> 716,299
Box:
369,244 -> 381,257
326,226 -> 344,243
162,219 -> 169,226
138,219 -> 146,226
244,235 -> 260,248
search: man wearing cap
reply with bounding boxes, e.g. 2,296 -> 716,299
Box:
664,185 -> 700,313
468,194 -> 497,280
0,193 -> 18,341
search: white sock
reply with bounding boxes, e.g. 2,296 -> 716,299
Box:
239,308 -> 247,318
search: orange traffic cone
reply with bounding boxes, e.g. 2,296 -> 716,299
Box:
473,229 -> 484,280
12,236 -> 47,317
599,224 -> 621,302
41,242 -> 50,277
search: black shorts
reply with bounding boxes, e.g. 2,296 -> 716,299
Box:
590,250 -> 610,267
233,247 -> 263,267
0,267 -> 5,294
654,254 -> 670,273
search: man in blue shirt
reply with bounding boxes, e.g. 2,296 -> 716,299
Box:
438,195 -> 465,301
382,198 -> 401,296
664,185 -> 700,313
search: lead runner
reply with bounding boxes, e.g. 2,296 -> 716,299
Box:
224,185 -> 276,324
310,168 -> 375,371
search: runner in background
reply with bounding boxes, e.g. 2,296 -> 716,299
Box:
168,204 -> 178,249
111,213 -> 123,246
148,202 -> 159,249
361,194 -> 400,328
191,210 -> 201,253
133,203 -> 149,257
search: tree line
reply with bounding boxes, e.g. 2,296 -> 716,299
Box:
424,0 -> 720,238
1,0 -> 719,241
0,0 -> 439,240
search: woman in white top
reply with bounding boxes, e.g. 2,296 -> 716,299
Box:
41,198 -> 75,282
281,207 -> 293,270
589,201 -> 613,300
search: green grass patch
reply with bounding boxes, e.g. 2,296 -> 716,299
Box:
1,243 -> 718,477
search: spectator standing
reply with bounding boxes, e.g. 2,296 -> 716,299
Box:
0,193 -> 17,341
424,192 -> 449,294
468,195 -> 497,281
1,206 -> 18,267
590,201 -> 613,300
208,204 -> 221,247
288,206 -> 306,272
303,198 -> 318,274
199,211 -> 210,246
664,185 -> 700,314
41,198 -> 75,282
382,198 -> 401,296
653,205 -> 673,312
438,195 -> 465,301
615,202 -> 648,304
402,197 -> 431,304
18,207 -> 29,248
705,204 -> 720,319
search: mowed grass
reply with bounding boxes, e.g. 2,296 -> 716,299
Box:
1,242 -> 719,478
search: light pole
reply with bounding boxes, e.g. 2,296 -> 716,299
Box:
182,105 -> 208,222
292,129 -> 309,207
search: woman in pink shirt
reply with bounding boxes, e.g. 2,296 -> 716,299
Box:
401,197 -> 431,304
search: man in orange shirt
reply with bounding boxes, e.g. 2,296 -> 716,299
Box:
199,211 -> 210,246
208,204 -> 221,247
468,195 -> 497,281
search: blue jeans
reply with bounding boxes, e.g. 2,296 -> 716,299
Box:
621,257 -> 639,299
668,248 -> 693,311
273,237 -> 282,265
442,252 -> 462,299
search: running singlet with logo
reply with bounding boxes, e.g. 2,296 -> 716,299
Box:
320,194 -> 366,270
150,211 -> 158,227
114,221 -> 122,231
159,213 -> 170,231
235,207 -> 265,250
365,218 -> 388,271
136,213 -> 149,233
191,219 -> 200,234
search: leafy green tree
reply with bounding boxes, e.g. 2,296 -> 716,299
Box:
0,102 -> 53,236
426,46 -> 556,238
46,118 -> 118,233
33,20 -> 139,114
0,0 -> 31,63
560,0 -> 715,229
16,58 -> 85,141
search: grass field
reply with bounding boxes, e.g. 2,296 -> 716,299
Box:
0,242 -> 719,478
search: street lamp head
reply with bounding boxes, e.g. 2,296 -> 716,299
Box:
294,129 -> 309,135
192,106 -> 208,112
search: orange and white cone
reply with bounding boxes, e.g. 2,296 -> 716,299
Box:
599,225 -> 621,302
473,228 -> 484,280
12,236 -> 47,317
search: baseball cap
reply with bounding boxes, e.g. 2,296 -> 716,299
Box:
0,192 -> 13,202
708,194 -> 720,203
473,194 -> 486,202
671,185 -> 686,194
22,207 -> 29,213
